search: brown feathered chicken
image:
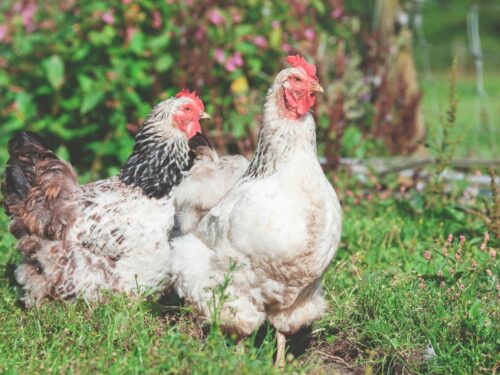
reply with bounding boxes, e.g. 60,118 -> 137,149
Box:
170,56 -> 342,367
3,91 -> 211,305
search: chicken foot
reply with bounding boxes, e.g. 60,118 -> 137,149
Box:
275,330 -> 286,369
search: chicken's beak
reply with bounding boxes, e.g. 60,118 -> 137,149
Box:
199,111 -> 211,120
311,82 -> 324,93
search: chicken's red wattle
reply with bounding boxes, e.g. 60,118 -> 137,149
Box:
284,89 -> 316,116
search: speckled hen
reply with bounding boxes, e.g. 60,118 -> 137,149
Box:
170,56 -> 342,367
2,91 -> 210,306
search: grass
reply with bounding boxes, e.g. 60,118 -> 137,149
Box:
0,64 -> 498,374
319,186 -> 499,373
0,176 -> 498,374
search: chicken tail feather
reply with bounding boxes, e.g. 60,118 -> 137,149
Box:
2,131 -> 80,240
3,131 -> 58,216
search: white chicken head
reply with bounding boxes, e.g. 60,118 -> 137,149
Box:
273,55 -> 324,120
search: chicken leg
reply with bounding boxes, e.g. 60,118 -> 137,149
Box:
275,331 -> 286,368
235,339 -> 246,355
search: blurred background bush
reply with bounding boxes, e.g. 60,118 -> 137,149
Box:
0,0 -> 498,181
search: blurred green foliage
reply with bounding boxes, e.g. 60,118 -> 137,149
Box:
0,1 -> 349,179
1,0 -> 496,181
0,0 -> 393,180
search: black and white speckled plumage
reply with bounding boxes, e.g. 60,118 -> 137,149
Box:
120,101 -> 192,198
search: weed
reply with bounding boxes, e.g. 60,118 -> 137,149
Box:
426,56 -> 461,208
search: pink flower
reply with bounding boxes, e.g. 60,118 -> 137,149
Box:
214,48 -> 225,64
424,250 -> 431,261
152,10 -> 162,29
231,10 -> 242,23
230,52 -> 244,67
418,277 -> 426,289
224,59 -> 236,72
471,259 -> 477,270
490,249 -> 497,259
331,8 -> 343,19
458,283 -> 464,291
440,281 -> 445,288
447,233 -> 453,244
281,43 -> 292,53
102,10 -> 115,24
437,270 -> 443,278
208,9 -> 225,26
0,25 -> 7,42
304,27 -> 316,41
459,235 -> 465,244
271,20 -> 280,29
21,3 -> 37,32
122,0 -> 131,4
253,35 -> 268,49
454,252 -> 460,260
480,232 -> 490,251
223,53 -> 244,72
449,267 -> 454,275
126,26 -> 137,43
442,247 -> 448,257
486,269 -> 493,277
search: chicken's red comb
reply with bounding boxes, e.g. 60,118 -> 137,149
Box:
286,55 -> 317,78
175,89 -> 205,111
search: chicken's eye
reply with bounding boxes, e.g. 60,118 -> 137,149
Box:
293,76 -> 302,83
184,106 -> 192,112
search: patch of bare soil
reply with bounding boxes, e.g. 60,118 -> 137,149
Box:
302,336 -> 364,375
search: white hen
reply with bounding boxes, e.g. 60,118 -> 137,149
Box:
171,55 -> 342,367
174,134 -> 249,234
